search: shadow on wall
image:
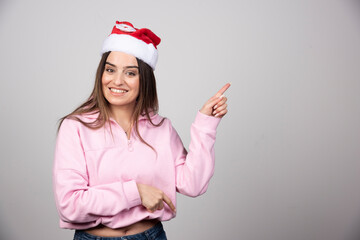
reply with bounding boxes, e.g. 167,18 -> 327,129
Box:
0,218 -> 13,240
348,229 -> 360,239
0,0 -> 10,18
355,0 -> 360,8
352,0 -> 360,19
347,214 -> 360,240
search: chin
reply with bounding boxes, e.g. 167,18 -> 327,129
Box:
108,99 -> 137,108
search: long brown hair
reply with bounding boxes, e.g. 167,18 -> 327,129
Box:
58,51 -> 164,150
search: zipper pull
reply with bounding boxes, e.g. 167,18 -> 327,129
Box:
128,139 -> 134,152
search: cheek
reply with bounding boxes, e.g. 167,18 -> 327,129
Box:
101,76 -> 110,96
102,74 -> 111,85
102,84 -> 107,96
133,78 -> 140,94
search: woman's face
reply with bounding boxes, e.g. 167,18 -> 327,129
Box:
102,51 -> 140,110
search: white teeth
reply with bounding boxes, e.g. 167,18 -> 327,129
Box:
110,88 -> 127,93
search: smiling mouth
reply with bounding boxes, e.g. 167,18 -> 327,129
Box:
110,88 -> 128,93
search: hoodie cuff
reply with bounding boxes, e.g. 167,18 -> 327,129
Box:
123,180 -> 142,208
194,111 -> 221,132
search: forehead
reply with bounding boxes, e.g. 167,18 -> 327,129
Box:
106,51 -> 138,67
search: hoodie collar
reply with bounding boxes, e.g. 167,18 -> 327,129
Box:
81,110 -> 157,121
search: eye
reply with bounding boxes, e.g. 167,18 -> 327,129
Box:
105,68 -> 114,73
125,71 -> 137,77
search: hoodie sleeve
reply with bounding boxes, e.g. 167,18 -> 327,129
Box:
53,118 -> 141,224
171,111 -> 221,197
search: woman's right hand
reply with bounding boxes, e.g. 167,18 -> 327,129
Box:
136,183 -> 176,213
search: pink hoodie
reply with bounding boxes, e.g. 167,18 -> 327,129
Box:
53,111 -> 220,229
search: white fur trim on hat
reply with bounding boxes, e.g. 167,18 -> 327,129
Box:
101,34 -> 158,70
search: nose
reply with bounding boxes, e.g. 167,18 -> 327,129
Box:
113,72 -> 124,85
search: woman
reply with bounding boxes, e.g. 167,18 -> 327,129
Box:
53,21 -> 230,240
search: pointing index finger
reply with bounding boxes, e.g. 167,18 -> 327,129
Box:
163,193 -> 176,213
215,83 -> 231,97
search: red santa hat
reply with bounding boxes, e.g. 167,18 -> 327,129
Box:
101,21 -> 161,70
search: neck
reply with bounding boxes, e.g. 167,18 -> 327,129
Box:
109,104 -> 136,131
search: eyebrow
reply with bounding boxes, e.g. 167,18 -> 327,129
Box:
105,62 -> 139,69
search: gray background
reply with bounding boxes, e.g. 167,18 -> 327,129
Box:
1,0 -> 360,239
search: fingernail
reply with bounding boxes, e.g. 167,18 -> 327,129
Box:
212,110 -> 217,115
218,94 -> 224,99
215,113 -> 220,117
214,104 -> 218,109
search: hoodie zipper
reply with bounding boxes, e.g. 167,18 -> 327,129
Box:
123,128 -> 134,152
127,135 -> 134,152
111,119 -> 134,152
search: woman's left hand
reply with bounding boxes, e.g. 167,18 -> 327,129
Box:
200,83 -> 231,118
